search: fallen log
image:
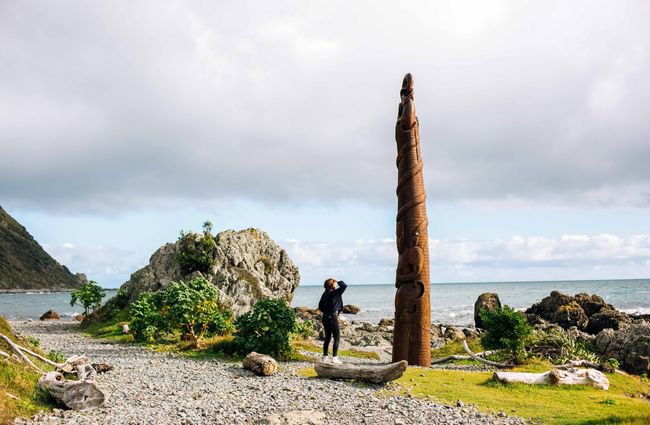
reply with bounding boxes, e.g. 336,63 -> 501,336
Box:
462,340 -> 512,368
243,352 -> 277,376
38,371 -> 105,410
314,360 -> 407,384
493,368 -> 609,390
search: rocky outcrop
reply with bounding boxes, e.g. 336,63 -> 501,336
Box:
594,324 -> 650,375
474,293 -> 501,329
0,206 -> 86,290
40,309 -> 60,320
342,304 -> 360,314
106,228 -> 300,316
526,291 -> 629,334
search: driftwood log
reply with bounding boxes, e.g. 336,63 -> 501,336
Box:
493,368 -> 609,390
38,372 -> 106,410
243,352 -> 277,376
315,360 -> 408,384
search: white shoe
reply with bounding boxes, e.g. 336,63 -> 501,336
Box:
321,356 -> 330,363
332,356 -> 342,364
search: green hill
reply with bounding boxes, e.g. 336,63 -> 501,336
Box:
0,206 -> 84,290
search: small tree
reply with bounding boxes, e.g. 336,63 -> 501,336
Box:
177,221 -> 218,274
70,280 -> 106,315
234,298 -> 296,359
165,278 -> 232,347
129,291 -> 169,343
480,305 -> 532,363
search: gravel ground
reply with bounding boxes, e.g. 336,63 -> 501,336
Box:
10,321 -> 526,425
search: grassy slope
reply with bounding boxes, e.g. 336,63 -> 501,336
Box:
0,317 -> 56,425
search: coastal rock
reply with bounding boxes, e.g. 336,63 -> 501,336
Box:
294,306 -> 320,321
102,228 -> 300,317
594,324 -> 650,375
378,318 -> 394,327
525,291 -> 623,333
586,309 -> 631,334
474,293 -> 501,329
40,310 -> 60,321
443,326 -> 466,341
342,304 -> 360,314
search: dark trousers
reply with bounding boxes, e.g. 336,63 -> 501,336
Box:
322,313 -> 340,356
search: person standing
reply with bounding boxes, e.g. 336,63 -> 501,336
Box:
318,278 -> 347,363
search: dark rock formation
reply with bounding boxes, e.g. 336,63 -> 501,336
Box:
393,73 -> 431,367
40,310 -> 60,320
594,324 -> 650,375
0,206 -> 85,290
526,291 -> 628,334
474,293 -> 501,329
342,304 -> 360,314
98,228 -> 300,318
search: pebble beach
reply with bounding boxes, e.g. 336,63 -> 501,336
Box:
10,321 -> 526,425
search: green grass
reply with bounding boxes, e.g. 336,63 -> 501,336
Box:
0,316 -> 56,425
386,360 -> 650,425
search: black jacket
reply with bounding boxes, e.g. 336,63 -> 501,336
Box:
318,281 -> 347,315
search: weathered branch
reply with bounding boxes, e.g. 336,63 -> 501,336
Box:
38,372 -> 105,410
461,340 -> 512,368
431,350 -> 498,365
5,392 -> 19,400
14,344 -> 63,368
0,333 -> 43,373
0,349 -> 10,359
494,368 -> 609,390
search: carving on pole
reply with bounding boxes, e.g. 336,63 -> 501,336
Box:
392,73 -> 431,367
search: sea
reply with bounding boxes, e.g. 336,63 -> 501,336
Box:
2,278 -> 648,326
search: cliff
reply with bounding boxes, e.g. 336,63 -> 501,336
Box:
0,206 -> 85,290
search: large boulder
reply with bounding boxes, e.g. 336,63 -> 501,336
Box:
474,293 -> 501,329
594,324 -> 650,375
40,309 -> 60,321
526,291 -> 628,334
108,228 -> 300,316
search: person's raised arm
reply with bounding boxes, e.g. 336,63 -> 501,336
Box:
334,280 -> 347,294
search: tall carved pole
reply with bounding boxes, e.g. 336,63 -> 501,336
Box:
393,73 -> 431,367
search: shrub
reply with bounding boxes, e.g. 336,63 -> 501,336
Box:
292,319 -> 314,339
528,328 -> 599,364
129,291 -> 169,343
480,305 -> 532,362
234,299 -> 296,359
129,277 -> 232,346
164,278 -> 233,347
178,221 -> 218,274
70,280 -> 106,315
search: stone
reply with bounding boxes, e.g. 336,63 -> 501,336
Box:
443,326 -> 466,341
378,318 -> 394,327
242,352 -> 277,376
574,293 -> 611,317
74,314 -> 85,321
342,304 -> 361,314
393,73 -> 431,367
474,293 -> 501,329
39,310 -> 60,321
526,291 -> 590,331
97,228 -> 300,317
586,308 -> 631,334
594,323 -> 650,375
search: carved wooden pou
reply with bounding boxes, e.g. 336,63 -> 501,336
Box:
392,73 -> 431,367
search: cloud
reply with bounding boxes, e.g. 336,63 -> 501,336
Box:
1,1 -> 650,213
43,242 -> 146,286
285,233 -> 650,284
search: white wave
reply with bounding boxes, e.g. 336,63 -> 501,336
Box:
621,307 -> 650,315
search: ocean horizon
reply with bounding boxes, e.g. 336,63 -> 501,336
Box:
2,278 -> 648,326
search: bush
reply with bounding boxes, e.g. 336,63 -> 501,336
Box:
129,277 -> 232,346
129,291 -> 169,343
178,221 -> 218,274
528,328 -> 599,364
480,305 -> 532,362
234,299 -> 296,359
70,280 -> 106,315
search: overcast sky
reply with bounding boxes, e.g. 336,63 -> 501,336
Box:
2,1 -> 649,287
